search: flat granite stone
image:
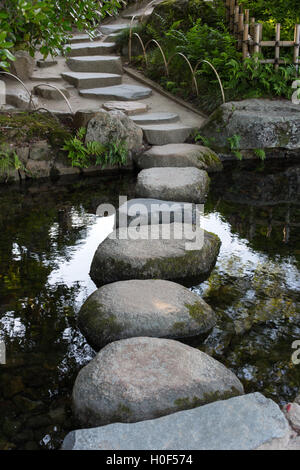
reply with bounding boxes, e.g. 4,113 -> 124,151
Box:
71,337 -> 244,427
103,101 -> 149,115
78,279 -> 216,349
134,143 -> 223,172
33,85 -> 70,100
135,167 -> 210,203
141,123 -> 195,145
65,41 -> 116,57
62,72 -> 122,89
89,223 -> 221,286
80,84 -> 152,101
100,24 -> 131,35
66,56 -> 122,74
115,198 -> 198,228
62,393 -> 289,450
130,112 -> 179,125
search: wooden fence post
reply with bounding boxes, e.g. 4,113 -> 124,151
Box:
275,23 -> 281,71
234,5 -> 240,36
294,24 -> 300,73
229,0 -> 235,32
243,22 -> 249,60
253,23 -> 260,60
225,0 -> 231,23
238,13 -> 244,50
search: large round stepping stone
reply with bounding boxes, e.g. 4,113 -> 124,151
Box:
78,280 -> 216,349
89,223 -> 221,286
63,393 -> 290,450
134,143 -> 223,172
135,167 -> 210,203
116,198 -> 197,228
141,123 -> 195,145
72,337 -> 244,426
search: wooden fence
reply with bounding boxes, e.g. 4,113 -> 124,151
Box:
225,0 -> 300,71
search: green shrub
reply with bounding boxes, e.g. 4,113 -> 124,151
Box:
0,0 -> 122,63
63,128 -> 129,169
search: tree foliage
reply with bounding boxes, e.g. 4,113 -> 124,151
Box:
0,0 -> 122,68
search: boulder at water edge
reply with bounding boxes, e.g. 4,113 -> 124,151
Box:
78,279 -> 216,349
72,337 -> 244,426
85,109 -> 143,155
199,99 -> 300,156
89,223 -> 221,286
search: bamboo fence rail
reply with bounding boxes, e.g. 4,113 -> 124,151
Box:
225,0 -> 300,72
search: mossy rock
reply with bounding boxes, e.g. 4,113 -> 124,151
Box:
72,337 -> 244,427
90,223 -> 221,286
78,280 -> 216,350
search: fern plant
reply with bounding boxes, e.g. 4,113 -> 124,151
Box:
63,128 -> 128,169
0,147 -> 25,181
227,134 -> 243,160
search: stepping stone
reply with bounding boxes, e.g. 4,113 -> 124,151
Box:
100,23 -> 131,35
103,33 -> 120,43
116,198 -> 197,228
37,59 -> 57,68
135,143 -> 223,172
64,41 -> 116,57
62,72 -> 122,89
62,393 -> 290,450
66,56 -> 122,74
71,337 -> 244,426
136,167 -> 210,203
89,223 -> 221,286
141,123 -> 196,145
78,280 -> 216,349
33,85 -> 70,100
69,33 -> 102,44
103,101 -> 149,115
130,112 -> 179,125
79,84 -> 152,101
31,73 -> 62,82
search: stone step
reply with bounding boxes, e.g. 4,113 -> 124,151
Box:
131,112 -> 180,125
103,101 -> 149,115
100,23 -> 131,35
78,280 -> 216,349
136,167 -> 210,203
134,143 -> 223,172
66,56 -> 122,74
103,33 -> 120,43
61,72 -> 122,89
69,33 -> 103,44
33,85 -> 70,100
79,84 -> 152,101
65,41 -> 116,57
90,222 -> 220,285
140,123 -> 196,145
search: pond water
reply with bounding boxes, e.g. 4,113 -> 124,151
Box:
0,159 -> 299,450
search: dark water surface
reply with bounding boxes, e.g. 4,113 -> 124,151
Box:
0,160 -> 299,450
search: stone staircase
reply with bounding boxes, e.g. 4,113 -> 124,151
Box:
54,16 -> 201,146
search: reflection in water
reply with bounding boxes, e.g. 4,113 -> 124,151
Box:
0,163 -> 299,449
